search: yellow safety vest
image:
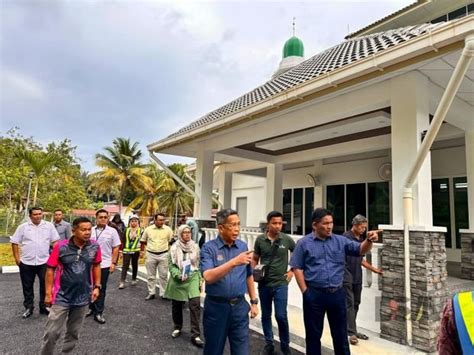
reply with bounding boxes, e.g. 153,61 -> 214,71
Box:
123,227 -> 141,253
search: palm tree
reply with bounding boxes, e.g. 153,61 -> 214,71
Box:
90,138 -> 152,212
127,163 -> 194,220
14,149 -> 63,206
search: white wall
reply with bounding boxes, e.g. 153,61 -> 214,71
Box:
231,173 -> 266,227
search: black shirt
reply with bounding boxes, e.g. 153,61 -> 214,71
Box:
343,230 -> 364,285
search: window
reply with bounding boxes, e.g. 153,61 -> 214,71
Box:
326,185 -> 345,234
282,187 -> 314,235
326,182 -> 390,239
283,189 -> 292,234
454,177 -> 468,249
432,178 -> 452,248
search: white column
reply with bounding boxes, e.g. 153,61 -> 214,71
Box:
391,72 -> 433,226
194,148 -> 214,219
466,130 -> 474,229
313,160 -> 323,210
218,166 -> 233,209
265,163 -> 283,217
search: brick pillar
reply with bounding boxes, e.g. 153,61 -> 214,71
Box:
379,226 -> 448,352
460,230 -> 474,280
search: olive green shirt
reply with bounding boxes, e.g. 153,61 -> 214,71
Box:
254,232 -> 296,287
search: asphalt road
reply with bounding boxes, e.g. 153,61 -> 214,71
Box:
0,271 -> 303,355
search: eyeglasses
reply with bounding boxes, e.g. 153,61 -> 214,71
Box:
221,223 -> 241,229
97,216 -> 108,219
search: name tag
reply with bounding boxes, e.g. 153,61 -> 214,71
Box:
217,254 -> 224,261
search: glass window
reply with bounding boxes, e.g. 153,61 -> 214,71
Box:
346,183 -> 366,231
448,6 -> 467,20
454,177 -> 468,249
293,188 -> 303,235
469,3 -> 474,15
305,187 -> 314,235
283,189 -> 292,234
432,178 -> 452,248
368,182 -> 390,242
327,185 -> 345,234
431,14 -> 447,24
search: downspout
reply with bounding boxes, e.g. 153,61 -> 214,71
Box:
148,151 -> 199,202
402,34 -> 474,346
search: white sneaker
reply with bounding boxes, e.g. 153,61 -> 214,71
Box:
131,280 -> 138,286
118,282 -> 125,289
171,329 -> 181,338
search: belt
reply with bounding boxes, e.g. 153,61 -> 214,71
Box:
147,250 -> 167,255
206,295 -> 244,305
308,284 -> 343,293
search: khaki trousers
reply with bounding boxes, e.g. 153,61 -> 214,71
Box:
145,251 -> 168,296
40,304 -> 88,354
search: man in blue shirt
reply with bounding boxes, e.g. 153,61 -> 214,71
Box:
290,208 -> 378,355
200,208 -> 259,355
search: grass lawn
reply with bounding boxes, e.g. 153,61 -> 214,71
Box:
0,243 -> 15,266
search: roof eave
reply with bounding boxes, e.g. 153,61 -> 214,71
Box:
147,17 -> 474,154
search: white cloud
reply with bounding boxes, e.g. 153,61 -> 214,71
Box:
1,69 -> 46,100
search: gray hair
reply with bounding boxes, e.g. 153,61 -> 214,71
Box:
352,214 -> 368,225
216,208 -> 238,225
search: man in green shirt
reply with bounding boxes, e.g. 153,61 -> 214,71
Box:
253,211 -> 296,355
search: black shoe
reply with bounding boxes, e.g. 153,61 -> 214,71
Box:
85,309 -> 94,317
39,308 -> 50,315
281,346 -> 292,355
145,294 -> 155,301
191,336 -> 204,348
22,308 -> 33,319
161,296 -> 170,301
94,313 -> 106,324
262,343 -> 275,355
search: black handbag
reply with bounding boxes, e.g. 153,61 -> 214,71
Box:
253,240 -> 279,283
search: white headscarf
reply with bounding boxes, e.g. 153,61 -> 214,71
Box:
170,224 -> 199,271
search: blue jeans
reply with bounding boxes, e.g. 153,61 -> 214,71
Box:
203,296 -> 250,355
258,284 -> 290,351
303,287 -> 350,355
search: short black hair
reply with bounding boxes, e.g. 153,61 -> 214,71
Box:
266,211 -> 283,223
54,209 -> 62,213
95,209 -> 108,217
154,212 -> 165,219
311,208 -> 333,223
72,217 -> 92,228
216,208 -> 238,225
29,207 -> 43,215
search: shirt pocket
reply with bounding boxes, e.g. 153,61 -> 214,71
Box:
328,250 -> 345,265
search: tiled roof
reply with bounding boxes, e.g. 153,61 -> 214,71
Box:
167,22 -> 445,139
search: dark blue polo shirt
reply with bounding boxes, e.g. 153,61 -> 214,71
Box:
200,236 -> 252,299
290,232 -> 361,288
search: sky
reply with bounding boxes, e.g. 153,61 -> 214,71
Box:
1,0 -> 413,172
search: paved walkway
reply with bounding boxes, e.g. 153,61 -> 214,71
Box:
0,270 -> 301,355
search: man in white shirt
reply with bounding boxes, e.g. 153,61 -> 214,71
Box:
11,207 -> 60,318
87,209 -> 121,324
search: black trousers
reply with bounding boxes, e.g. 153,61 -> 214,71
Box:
303,287 -> 350,355
19,262 -> 47,311
172,297 -> 201,338
90,267 -> 110,315
120,253 -> 139,282
344,283 -> 362,336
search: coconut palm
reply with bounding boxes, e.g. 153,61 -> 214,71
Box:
127,163 -> 194,219
89,138 -> 152,212
14,149 -> 63,206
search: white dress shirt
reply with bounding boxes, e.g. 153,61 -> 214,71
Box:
10,220 -> 60,265
90,225 -> 121,268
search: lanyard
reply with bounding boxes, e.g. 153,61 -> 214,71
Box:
95,227 -> 105,241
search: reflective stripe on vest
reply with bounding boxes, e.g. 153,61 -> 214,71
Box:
123,228 -> 141,252
453,291 -> 474,354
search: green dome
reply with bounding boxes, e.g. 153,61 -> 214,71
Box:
283,36 -> 304,58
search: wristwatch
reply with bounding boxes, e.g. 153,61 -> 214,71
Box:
94,284 -> 102,290
250,298 -> 259,305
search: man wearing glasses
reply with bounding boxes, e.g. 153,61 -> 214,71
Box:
87,209 -> 121,324
200,208 -> 259,355
40,217 -> 101,354
140,212 -> 174,300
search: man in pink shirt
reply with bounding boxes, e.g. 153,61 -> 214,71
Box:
40,217 -> 101,354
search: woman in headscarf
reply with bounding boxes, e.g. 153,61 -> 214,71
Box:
164,224 -> 204,348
